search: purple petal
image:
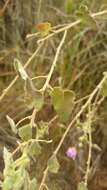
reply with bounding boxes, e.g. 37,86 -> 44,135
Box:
66,147 -> 77,160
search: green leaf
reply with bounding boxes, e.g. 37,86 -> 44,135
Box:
3,148 -> 16,190
29,178 -> 38,190
48,155 -> 60,174
62,89 -> 75,122
3,147 -> 14,177
27,91 -> 44,111
76,5 -> 97,28
51,87 -> 63,110
3,167 -> 25,190
15,153 -> 30,168
3,147 -> 12,165
2,176 -> 15,190
28,142 -> 41,157
14,58 -> 28,80
101,78 -> 107,97
51,87 -> 75,122
18,125 -> 32,141
64,0 -> 73,14
34,92 -> 44,111
6,115 -> 17,134
78,182 -> 88,190
13,167 -> 25,189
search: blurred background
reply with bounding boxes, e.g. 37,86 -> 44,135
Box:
0,0 -> 107,189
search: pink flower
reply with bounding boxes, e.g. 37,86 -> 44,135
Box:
66,147 -> 77,160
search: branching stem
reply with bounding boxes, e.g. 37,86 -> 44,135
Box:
38,74 -> 107,190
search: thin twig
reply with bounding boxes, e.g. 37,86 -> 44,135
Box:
16,116 -> 31,127
0,0 -> 11,15
84,105 -> 92,186
48,115 -> 58,126
41,30 -> 67,91
43,184 -> 50,190
31,75 -> 47,80
84,96 -> 104,184
30,108 -> 37,128
38,168 -> 49,190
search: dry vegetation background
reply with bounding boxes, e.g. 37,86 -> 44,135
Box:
0,0 -> 107,190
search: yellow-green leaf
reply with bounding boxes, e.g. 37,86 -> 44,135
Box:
29,178 -> 38,190
15,153 -> 30,168
51,87 -> 75,122
76,5 -> 97,28
28,142 -> 41,157
78,182 -> 88,190
18,125 -> 32,141
48,155 -> 60,174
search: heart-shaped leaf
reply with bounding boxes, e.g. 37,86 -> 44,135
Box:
78,182 -> 88,190
51,87 -> 75,122
18,125 -> 32,141
28,142 -> 42,157
48,155 -> 60,174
